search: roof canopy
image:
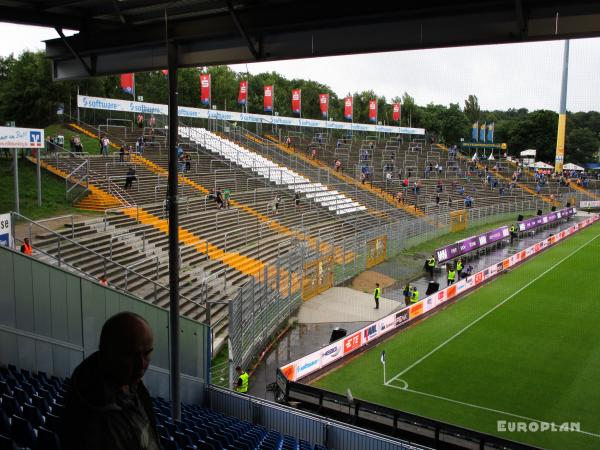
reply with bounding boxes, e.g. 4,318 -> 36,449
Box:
520,149 -> 537,157
2,1 -> 598,80
529,161 -> 554,169
563,162 -> 585,171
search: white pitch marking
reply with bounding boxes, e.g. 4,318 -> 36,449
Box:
391,231 -> 600,380
385,384 -> 600,439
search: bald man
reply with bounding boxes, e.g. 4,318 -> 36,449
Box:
62,312 -> 160,450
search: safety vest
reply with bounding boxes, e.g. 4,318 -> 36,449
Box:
411,290 -> 419,303
236,372 -> 249,393
374,287 -> 381,299
456,260 -> 463,271
448,270 -> 456,281
427,258 -> 436,268
21,243 -> 32,256
510,225 -> 516,233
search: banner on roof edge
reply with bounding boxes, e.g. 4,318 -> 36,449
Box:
120,74 -> 134,95
369,99 -> 377,123
344,96 -> 353,120
292,89 -> 301,115
319,94 -> 329,118
77,95 -> 426,134
264,85 -> 274,112
392,103 -> 401,122
238,80 -> 248,105
200,74 -> 211,106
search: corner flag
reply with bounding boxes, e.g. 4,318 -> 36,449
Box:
380,350 -> 386,364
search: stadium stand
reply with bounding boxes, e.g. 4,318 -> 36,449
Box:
0,364 -> 329,450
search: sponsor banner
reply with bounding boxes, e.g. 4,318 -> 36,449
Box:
292,89 -> 301,115
319,93 -> 329,118
409,302 -> 424,319
435,226 -> 510,264
344,96 -> 353,120
294,350 -> 322,379
120,73 -> 134,94
343,331 -> 362,355
200,74 -> 211,105
78,95 -> 425,135
320,341 -> 344,366
378,314 -> 396,335
363,323 -> 378,342
0,126 -> 44,149
518,207 -> 576,232
395,309 -> 410,327
581,201 -> 600,209
238,80 -> 248,105
264,85 -> 274,112
280,215 -> 599,381
0,213 -> 12,248
392,103 -> 401,122
368,99 -> 377,123
423,295 -> 436,313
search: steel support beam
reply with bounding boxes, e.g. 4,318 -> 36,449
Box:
167,40 -> 181,422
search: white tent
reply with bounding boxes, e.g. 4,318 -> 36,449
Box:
529,161 -> 553,169
488,153 -> 495,160
563,162 -> 585,171
520,149 -> 537,157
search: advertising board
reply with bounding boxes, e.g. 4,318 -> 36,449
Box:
435,226 -> 509,264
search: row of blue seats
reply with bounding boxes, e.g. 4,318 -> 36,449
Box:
1,367 -> 63,450
0,365 -> 329,450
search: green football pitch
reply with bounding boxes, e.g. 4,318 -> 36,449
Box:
312,221 -> 600,450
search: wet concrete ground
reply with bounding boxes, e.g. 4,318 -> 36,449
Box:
247,214 -> 590,400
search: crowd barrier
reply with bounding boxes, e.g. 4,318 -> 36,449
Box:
581,200 -> 600,209
280,212 -> 597,382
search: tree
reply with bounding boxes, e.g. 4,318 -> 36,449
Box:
441,103 -> 469,145
401,92 -> 418,127
463,95 -> 480,124
567,128 -> 600,164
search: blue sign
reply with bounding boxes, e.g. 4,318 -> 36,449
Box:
29,131 -> 42,147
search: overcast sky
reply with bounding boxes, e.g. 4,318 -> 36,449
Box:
2,23 -> 599,113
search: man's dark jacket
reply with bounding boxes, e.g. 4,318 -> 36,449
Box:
61,351 -> 160,450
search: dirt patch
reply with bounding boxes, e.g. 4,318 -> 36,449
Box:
351,270 -> 396,293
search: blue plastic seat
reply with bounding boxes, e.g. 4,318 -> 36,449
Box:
0,395 -> 20,418
22,404 -> 43,428
31,395 -> 49,415
43,413 -> 61,433
0,434 -> 18,450
10,415 -> 35,449
34,427 -> 61,450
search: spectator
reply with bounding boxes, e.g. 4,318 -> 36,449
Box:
386,171 -> 392,182
136,113 -> 144,128
62,312 -> 159,450
311,147 -> 317,160
20,237 -> 32,256
294,192 -> 300,208
99,276 -> 109,286
436,193 -> 440,205
101,136 -> 110,157
396,191 -> 404,204
184,153 -> 191,172
272,195 -> 281,214
360,172 -> 366,185
437,180 -> 443,193
334,159 -> 342,172
223,188 -> 231,209
124,167 -> 137,190
136,136 -> 145,155
216,188 -> 224,209
148,115 -> 156,129
286,136 -> 292,147
402,283 -> 412,307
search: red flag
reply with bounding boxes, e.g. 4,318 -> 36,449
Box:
238,80 -> 248,105
120,73 -> 134,95
200,74 -> 211,106
369,99 -> 378,123
392,103 -> 401,122
344,96 -> 353,121
291,89 -> 301,115
319,94 -> 329,118
264,85 -> 274,112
